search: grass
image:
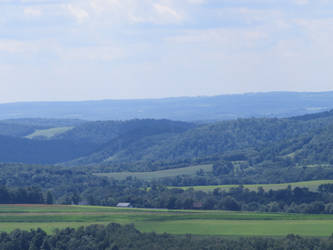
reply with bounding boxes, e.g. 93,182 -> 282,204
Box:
1,205 -> 333,236
174,180 -> 333,192
95,164 -> 213,181
25,127 -> 73,139
137,220 -> 333,237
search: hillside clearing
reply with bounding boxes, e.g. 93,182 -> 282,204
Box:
25,127 -> 73,139
174,180 -> 333,192
94,164 -> 213,181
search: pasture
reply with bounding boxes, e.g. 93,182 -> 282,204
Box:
95,164 -> 213,181
1,205 -> 333,237
25,127 -> 73,139
175,180 -> 333,192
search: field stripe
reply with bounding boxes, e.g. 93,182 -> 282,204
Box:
173,179 -> 333,192
2,205 -> 333,236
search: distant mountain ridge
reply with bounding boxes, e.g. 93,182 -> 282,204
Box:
1,91 -> 333,121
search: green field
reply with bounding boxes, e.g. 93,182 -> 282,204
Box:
1,205 -> 333,237
175,179 -> 333,192
95,164 -> 213,180
25,127 -> 73,139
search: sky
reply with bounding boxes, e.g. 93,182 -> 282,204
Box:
1,0 -> 333,103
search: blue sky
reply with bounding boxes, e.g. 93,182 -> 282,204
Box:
1,0 -> 333,103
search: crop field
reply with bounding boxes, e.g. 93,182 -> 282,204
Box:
95,164 -> 213,181
175,179 -> 333,192
25,127 -> 73,139
1,205 -> 333,237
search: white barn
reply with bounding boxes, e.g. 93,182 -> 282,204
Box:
116,202 -> 132,208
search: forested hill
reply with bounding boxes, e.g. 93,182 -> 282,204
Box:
0,118 -> 85,137
0,135 -> 98,164
1,91 -> 333,121
54,119 -> 194,144
0,119 -> 194,164
1,111 -> 333,168
63,111 -> 333,167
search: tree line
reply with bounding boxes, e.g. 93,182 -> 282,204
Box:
82,183 -> 333,214
0,186 -> 53,204
3,163 -> 333,215
2,223 -> 333,250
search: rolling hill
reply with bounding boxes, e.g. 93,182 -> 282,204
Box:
54,119 -> 194,144
0,135 -> 98,164
1,110 -> 333,169
0,119 -> 195,165
62,111 -> 333,167
0,118 -> 85,138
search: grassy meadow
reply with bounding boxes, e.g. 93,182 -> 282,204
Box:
95,164 -> 213,181
1,205 -> 333,237
174,180 -> 333,192
25,127 -> 73,139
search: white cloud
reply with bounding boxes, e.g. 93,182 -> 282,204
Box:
65,4 -> 89,23
294,18 -> 333,55
24,7 -> 42,17
167,28 -> 269,52
153,3 -> 184,23
0,40 -> 37,53
186,0 -> 205,4
293,0 -> 309,5
88,0 -> 121,13
61,0 -> 186,25
59,45 -> 128,62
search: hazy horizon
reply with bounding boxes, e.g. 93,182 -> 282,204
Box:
1,90 -> 333,104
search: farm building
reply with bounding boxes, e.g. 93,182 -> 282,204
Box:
116,202 -> 132,208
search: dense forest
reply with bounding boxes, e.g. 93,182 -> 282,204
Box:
1,110 -> 333,169
0,186 -> 49,204
59,112 -> 333,167
1,223 -> 333,250
0,119 -> 195,165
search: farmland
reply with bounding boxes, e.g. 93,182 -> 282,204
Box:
1,205 -> 333,237
95,164 -> 213,181
25,127 -> 73,139
175,180 -> 333,192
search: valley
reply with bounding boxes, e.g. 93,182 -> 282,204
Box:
2,106 -> 333,248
